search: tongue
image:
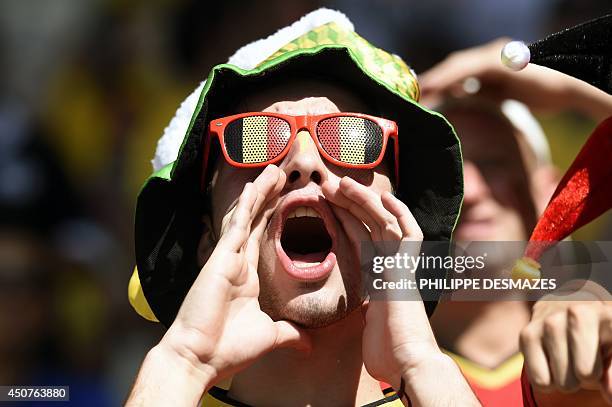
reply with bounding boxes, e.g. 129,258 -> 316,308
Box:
285,250 -> 328,265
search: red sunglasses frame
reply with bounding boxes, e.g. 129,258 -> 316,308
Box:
201,112 -> 400,189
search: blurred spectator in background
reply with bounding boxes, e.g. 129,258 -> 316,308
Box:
0,231 -> 52,386
427,96 -> 560,405
0,230 -> 114,406
424,38 -> 612,405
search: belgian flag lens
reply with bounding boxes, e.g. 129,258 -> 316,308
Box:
317,117 -> 383,165
224,116 -> 291,164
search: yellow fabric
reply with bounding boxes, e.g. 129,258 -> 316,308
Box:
201,388 -> 404,406
201,392 -> 231,407
260,22 -> 420,102
128,267 -> 159,322
444,349 -> 524,389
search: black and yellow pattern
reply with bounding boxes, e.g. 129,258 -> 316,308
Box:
224,116 -> 291,164
201,386 -> 403,406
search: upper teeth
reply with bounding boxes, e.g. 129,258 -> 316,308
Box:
287,206 -> 321,219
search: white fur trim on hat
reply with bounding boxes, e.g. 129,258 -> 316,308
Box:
151,8 -> 353,172
151,81 -> 204,172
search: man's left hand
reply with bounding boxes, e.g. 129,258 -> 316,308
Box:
323,177 -> 470,404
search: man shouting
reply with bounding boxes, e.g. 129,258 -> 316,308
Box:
126,9 -> 477,406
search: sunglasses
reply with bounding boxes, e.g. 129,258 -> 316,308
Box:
202,112 -> 399,187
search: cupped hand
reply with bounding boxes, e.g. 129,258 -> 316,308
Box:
323,177 -> 440,390
162,165 -> 311,387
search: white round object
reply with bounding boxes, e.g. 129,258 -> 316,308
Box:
501,41 -> 530,71
462,77 -> 481,94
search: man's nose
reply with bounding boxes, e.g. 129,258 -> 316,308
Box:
463,160 -> 490,204
280,130 -> 327,188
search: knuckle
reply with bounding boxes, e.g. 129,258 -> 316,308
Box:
602,306 -> 612,320
520,324 -> 540,346
543,313 -> 565,336
382,214 -> 396,226
567,304 -> 588,323
228,220 -> 247,238
532,300 -> 547,314
227,216 -> 241,230
383,222 -> 400,238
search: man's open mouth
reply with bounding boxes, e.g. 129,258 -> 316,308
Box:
282,207 -> 332,261
273,195 -> 337,281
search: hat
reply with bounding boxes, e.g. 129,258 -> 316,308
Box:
501,14 -> 612,94
502,14 -> 612,280
130,9 -> 463,326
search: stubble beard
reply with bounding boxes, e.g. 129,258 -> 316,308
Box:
257,256 -> 365,329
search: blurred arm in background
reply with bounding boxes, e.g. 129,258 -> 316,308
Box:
419,38 -> 612,121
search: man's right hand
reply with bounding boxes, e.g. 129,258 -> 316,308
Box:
159,165 -> 310,391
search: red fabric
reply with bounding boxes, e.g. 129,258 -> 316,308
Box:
525,116 -> 612,261
521,366 -> 538,407
467,376 -> 524,407
383,367 -> 533,406
466,376 -> 523,407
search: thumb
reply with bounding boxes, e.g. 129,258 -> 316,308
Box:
273,321 -> 312,354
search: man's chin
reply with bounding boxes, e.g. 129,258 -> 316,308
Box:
267,292 -> 364,329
